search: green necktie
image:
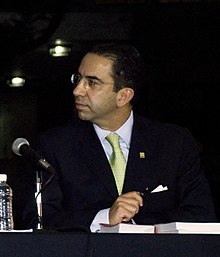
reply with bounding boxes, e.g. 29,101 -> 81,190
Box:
106,133 -> 126,195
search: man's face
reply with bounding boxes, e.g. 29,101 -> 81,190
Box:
73,53 -> 119,128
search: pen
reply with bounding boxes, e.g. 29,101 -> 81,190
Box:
140,187 -> 149,197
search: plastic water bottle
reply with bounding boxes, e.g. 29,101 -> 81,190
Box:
0,174 -> 14,230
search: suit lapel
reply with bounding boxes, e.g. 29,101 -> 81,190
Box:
78,122 -> 118,198
123,115 -> 159,193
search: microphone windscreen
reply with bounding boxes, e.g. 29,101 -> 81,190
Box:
12,138 -> 30,156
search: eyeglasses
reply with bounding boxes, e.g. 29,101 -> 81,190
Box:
71,74 -> 81,86
71,73 -> 114,89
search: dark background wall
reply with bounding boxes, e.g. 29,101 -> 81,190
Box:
0,1 -> 219,227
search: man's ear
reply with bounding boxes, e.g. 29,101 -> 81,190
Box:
116,88 -> 134,107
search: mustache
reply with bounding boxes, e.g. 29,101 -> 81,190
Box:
74,97 -> 88,105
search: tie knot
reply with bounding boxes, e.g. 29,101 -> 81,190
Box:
106,133 -> 120,148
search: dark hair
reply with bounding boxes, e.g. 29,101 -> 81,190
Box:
89,42 -> 146,105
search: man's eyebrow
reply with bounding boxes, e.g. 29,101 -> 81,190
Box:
85,75 -> 103,83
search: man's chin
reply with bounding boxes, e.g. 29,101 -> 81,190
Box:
77,112 -> 91,121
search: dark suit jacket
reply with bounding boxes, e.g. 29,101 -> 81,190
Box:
27,114 -> 216,229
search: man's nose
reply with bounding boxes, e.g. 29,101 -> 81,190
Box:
73,81 -> 86,96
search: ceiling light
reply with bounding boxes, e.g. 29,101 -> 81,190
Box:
49,39 -> 72,57
7,77 -> 26,88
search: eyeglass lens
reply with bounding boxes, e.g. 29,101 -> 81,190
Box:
71,74 -> 81,85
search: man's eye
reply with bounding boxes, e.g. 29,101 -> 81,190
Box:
88,79 -> 99,87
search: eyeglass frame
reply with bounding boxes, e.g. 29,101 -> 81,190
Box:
71,73 -> 114,89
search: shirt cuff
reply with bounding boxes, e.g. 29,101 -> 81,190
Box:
90,208 -> 110,232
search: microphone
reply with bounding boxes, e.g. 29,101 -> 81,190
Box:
12,138 -> 54,173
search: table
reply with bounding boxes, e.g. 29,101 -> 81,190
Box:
0,231 -> 219,257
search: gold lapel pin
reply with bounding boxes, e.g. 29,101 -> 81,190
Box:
139,152 -> 145,158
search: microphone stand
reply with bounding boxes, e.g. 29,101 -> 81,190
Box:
35,171 -> 43,230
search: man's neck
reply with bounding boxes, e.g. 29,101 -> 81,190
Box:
95,109 -> 132,131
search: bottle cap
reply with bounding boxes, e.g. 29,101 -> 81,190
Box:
0,174 -> 7,182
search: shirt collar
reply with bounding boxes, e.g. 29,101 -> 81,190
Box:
93,111 -> 134,146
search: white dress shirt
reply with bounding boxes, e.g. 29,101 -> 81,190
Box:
90,111 -> 134,232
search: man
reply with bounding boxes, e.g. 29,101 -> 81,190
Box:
29,43 -> 216,232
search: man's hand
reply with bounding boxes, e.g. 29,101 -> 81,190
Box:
109,191 -> 143,225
